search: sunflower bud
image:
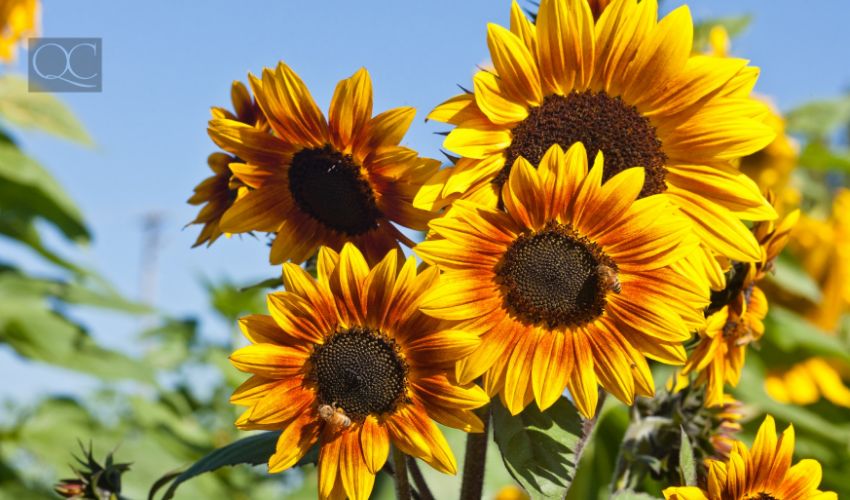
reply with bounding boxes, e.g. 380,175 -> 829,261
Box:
54,442 -> 131,500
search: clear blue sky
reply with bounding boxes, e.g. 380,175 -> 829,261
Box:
2,0 -> 849,401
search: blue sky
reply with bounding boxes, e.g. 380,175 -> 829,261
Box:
2,0 -> 849,401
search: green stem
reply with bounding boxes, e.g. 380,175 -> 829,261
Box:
392,445 -> 412,500
460,404 -> 491,500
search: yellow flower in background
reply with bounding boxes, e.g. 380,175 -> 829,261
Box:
0,0 -> 38,63
188,81 -> 268,247
211,63 -> 440,265
682,202 -> 799,406
765,358 -> 850,408
230,244 -> 487,500
663,415 -> 837,500
787,188 -> 850,331
417,0 -> 776,272
494,484 -> 530,500
416,143 -> 707,418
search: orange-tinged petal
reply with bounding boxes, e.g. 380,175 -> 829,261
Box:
269,414 -> 320,473
473,70 -> 529,125
503,330 -> 540,415
406,329 -> 482,365
366,106 -> 415,149
537,0 -> 595,93
567,332 -> 599,418
339,428 -> 375,500
531,330 -> 572,411
359,416 -> 390,475
220,183 -> 290,233
443,125 -> 512,159
229,343 -> 308,377
329,67 -> 373,152
486,23 -> 542,105
318,429 -> 342,499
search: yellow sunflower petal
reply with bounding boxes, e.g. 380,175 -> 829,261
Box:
537,0 -> 595,93
268,414 -> 319,473
329,67 -> 373,152
359,416 -> 390,475
339,428 -> 375,500
229,343 -> 308,377
486,23 -> 542,105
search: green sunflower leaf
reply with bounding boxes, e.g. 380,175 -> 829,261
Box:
678,427 -> 697,487
0,75 -> 92,145
149,432 -> 318,500
765,306 -> 850,364
786,94 -> 850,139
492,396 -> 594,499
0,143 -> 90,242
797,141 -> 850,173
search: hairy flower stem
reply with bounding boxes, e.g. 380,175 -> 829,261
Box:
406,456 -> 435,500
392,446 -> 412,500
460,404 -> 491,500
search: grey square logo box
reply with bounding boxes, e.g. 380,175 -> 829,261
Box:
28,38 -> 102,92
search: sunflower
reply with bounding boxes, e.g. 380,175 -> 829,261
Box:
416,0 -> 776,271
229,243 -> 488,500
415,143 -> 707,418
765,358 -> 850,408
211,63 -> 440,265
663,415 -> 837,500
188,81 -> 268,247
0,0 -> 37,62
681,202 -> 799,406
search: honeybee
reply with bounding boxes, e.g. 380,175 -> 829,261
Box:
318,403 -> 351,429
597,264 -> 621,294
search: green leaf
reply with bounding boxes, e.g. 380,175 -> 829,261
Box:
786,95 -> 850,139
492,397 -> 591,499
764,306 -> 850,364
797,141 -> 850,173
0,214 -> 82,271
0,267 -> 153,381
692,14 -> 752,53
0,143 -> 89,242
149,432 -> 317,500
203,278 -> 267,322
767,253 -> 822,304
678,428 -> 696,487
0,75 -> 92,144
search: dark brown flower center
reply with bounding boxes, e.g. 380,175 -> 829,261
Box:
705,261 -> 751,316
310,326 -> 408,421
496,222 -> 615,328
745,493 -> 780,500
288,145 -> 381,235
500,91 -> 668,198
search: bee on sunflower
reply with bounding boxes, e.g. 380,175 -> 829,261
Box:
209,63 -> 440,265
415,0 -> 777,290
415,142 -> 708,418
680,196 -> 799,406
229,244 -> 488,500
188,80 -> 268,247
663,415 -> 837,500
